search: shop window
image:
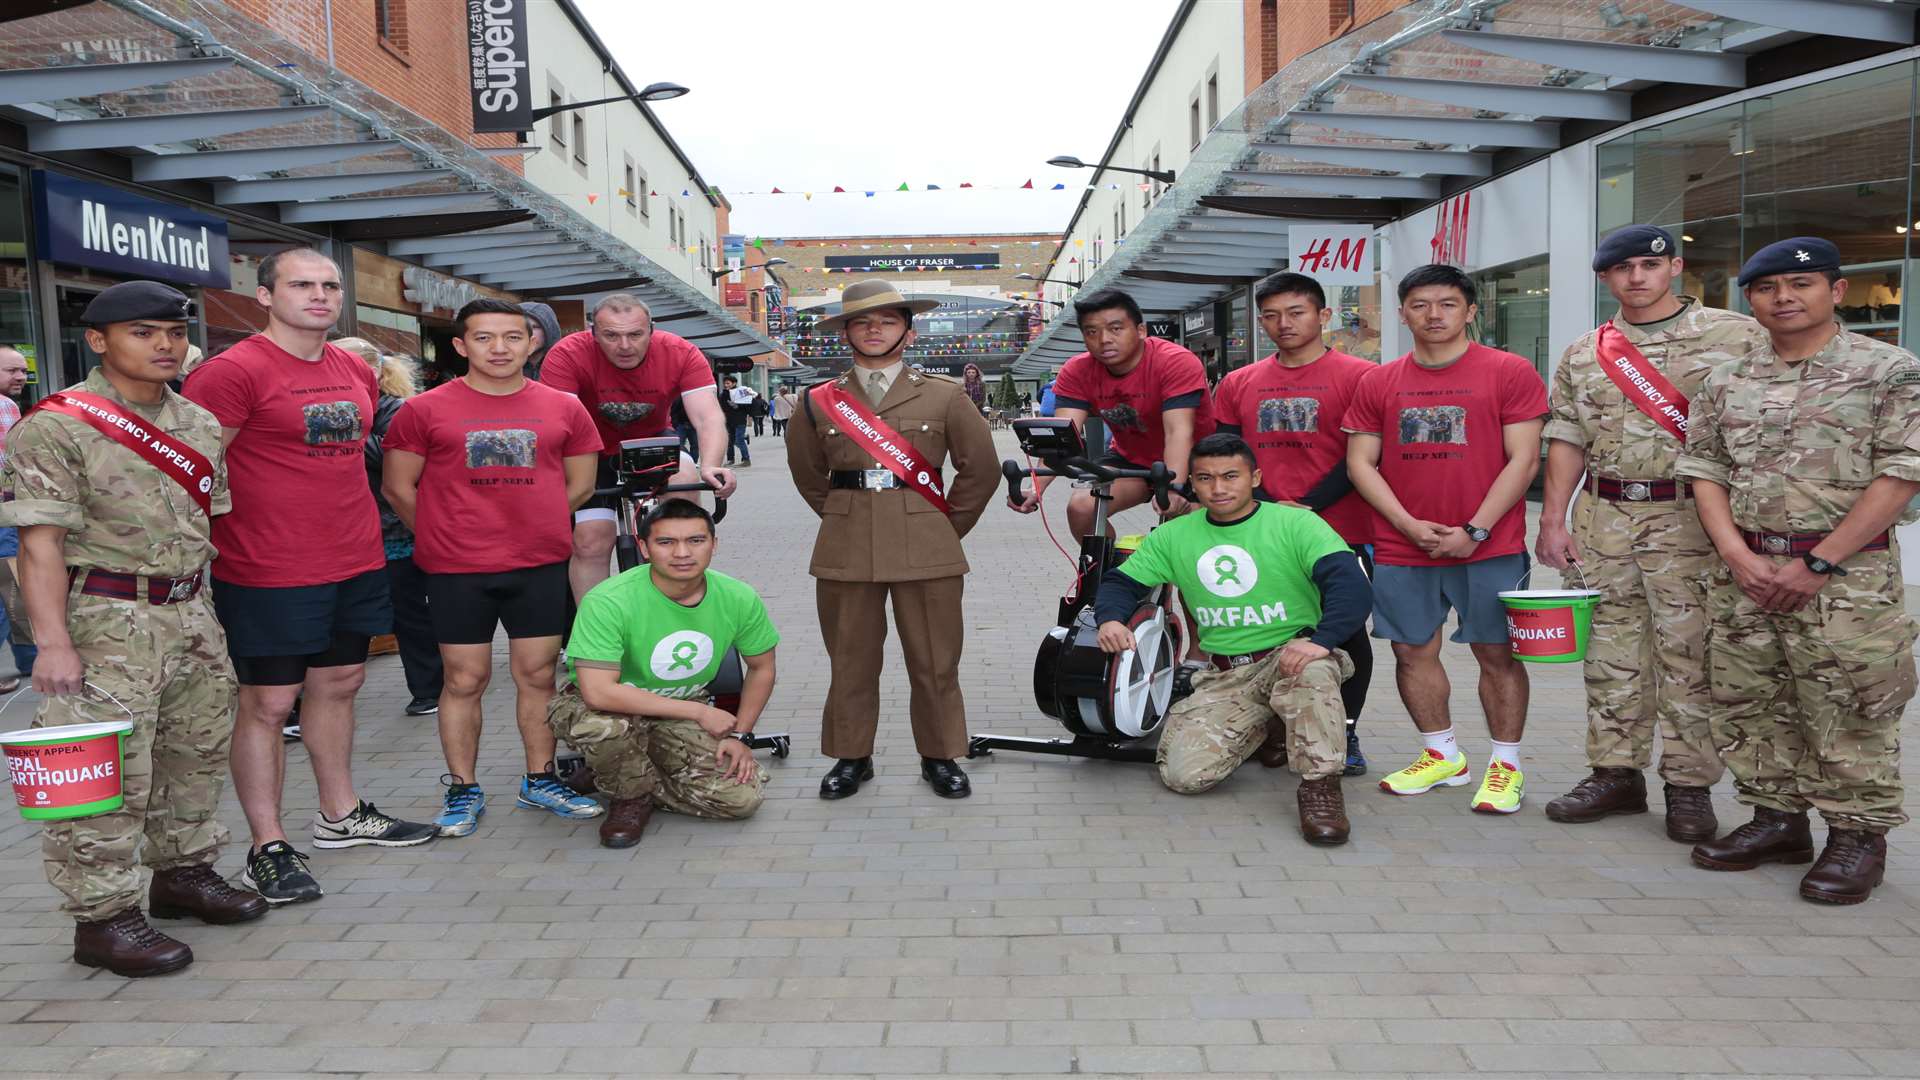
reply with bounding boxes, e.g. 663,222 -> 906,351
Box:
547,79 -> 566,147
1224,289 -> 1253,372
0,166 -> 37,402
1471,256 -> 1552,381
1206,73 -> 1219,131
572,113 -> 588,169
1190,98 -> 1201,149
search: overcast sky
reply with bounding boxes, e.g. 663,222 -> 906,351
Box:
576,0 -> 1183,239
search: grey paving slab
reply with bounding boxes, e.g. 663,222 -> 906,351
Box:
3,430 -> 1920,1077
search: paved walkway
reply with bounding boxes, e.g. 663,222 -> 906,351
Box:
2,429 -> 1919,1078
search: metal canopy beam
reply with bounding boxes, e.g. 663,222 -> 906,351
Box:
1249,141 -> 1491,176
1223,171 -> 1441,199
1672,0 -> 1916,44
422,241 -> 583,267
469,260 -> 619,284
0,58 -> 234,108
30,105 -> 332,152
1150,243 -> 1285,259
1186,218 -> 1297,234
214,169 -> 449,204
1340,74 -> 1630,122
1286,109 -> 1560,148
280,192 -> 497,223
133,140 -> 400,182
437,251 -> 598,276
483,267 -> 631,288
1440,29 -> 1746,87
388,229 -> 561,257
1132,261 -> 1275,276
1158,240 -> 1285,256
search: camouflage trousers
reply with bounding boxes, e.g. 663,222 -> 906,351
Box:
1157,647 -> 1353,793
547,685 -> 765,819
1572,491 -> 1723,786
37,584 -> 237,921
1706,550 -> 1915,833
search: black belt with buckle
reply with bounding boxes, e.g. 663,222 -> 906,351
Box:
1209,645 -> 1279,672
829,468 -> 940,491
1594,476 -> 1688,502
1741,530 -> 1890,557
70,567 -> 204,605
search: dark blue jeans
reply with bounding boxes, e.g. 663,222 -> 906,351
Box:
727,422 -> 751,464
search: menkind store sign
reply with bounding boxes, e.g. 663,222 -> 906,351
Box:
33,173 -> 230,289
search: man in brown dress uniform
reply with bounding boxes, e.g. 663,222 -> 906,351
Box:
786,280 -> 998,799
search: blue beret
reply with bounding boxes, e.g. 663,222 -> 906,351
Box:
81,280 -> 194,326
1592,225 -> 1677,271
1737,237 -> 1841,286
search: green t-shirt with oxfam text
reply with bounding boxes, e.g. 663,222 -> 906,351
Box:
1119,502 -> 1350,656
565,567 -> 779,700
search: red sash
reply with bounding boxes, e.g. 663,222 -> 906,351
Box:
810,381 -> 952,516
1595,323 -> 1690,442
29,392 -> 215,515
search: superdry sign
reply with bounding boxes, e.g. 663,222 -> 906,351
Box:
32,172 -> 229,288
467,0 -> 532,133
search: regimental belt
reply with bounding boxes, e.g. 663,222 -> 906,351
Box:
1592,476 -> 1689,503
1740,529 -> 1890,557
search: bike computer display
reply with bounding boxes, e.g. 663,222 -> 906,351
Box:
615,437 -> 683,494
1013,418 -> 1085,462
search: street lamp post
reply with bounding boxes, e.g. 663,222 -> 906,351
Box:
710,257 -> 787,284
528,82 -> 690,123
1046,154 -> 1176,185
1014,272 -> 1084,288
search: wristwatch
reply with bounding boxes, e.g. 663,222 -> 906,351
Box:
1803,552 -> 1849,577
1462,524 -> 1491,543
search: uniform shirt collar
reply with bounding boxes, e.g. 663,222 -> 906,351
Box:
82,367 -> 172,416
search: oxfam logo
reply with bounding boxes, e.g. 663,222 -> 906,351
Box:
649,630 -> 714,680
1196,544 -> 1257,598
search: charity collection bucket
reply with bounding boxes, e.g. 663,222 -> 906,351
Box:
1498,589 -> 1601,664
2,720 -> 134,821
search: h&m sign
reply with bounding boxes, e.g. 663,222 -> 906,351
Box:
467,0 -> 532,133
1287,224 -> 1373,286
33,172 -> 229,288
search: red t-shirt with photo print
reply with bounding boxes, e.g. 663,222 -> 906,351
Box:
1341,343 -> 1548,567
383,379 -> 602,575
539,328 -> 716,456
1052,336 -> 1215,468
1213,348 -> 1375,543
184,334 -> 385,588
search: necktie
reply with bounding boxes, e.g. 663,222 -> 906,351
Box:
868,369 -> 887,401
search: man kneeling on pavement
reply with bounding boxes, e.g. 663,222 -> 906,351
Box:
1094,433 -> 1372,844
548,499 -> 777,847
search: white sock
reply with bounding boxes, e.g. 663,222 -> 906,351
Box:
1489,740 -> 1522,770
1421,727 -> 1459,760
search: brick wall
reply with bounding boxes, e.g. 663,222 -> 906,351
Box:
766,233 -> 1066,303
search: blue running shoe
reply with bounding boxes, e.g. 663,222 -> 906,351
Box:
518,773 -> 605,819
1343,728 -> 1368,777
436,780 -> 485,837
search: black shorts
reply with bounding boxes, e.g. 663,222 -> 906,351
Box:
1096,450 -> 1151,473
212,568 -> 392,686
426,561 -> 570,644
578,456 -> 621,515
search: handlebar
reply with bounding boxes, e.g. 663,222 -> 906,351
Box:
1002,456 -> 1173,512
590,480 -> 729,525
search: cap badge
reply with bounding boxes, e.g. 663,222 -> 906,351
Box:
1650,238 -> 1666,254
1795,250 -> 1811,262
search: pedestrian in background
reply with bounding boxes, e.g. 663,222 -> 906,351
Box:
770,384 -> 795,437
335,337 -> 442,718
721,375 -> 752,467
519,302 -> 562,383
962,362 -> 987,415
0,345 -> 37,692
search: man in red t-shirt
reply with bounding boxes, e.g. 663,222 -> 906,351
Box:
1215,272 -> 1377,777
382,299 -> 603,839
1010,289 -> 1214,529
539,294 -> 733,600
1344,263 -> 1547,816
184,247 -> 435,906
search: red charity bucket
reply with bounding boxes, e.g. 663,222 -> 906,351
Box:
2,720 -> 134,821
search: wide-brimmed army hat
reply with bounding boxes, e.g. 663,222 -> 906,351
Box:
813,280 -> 940,332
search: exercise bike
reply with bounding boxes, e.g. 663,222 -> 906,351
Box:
967,418 -> 1185,765
553,437 -> 789,792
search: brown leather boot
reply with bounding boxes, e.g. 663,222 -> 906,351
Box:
599,796 -> 654,849
150,864 -> 269,925
1296,776 -> 1350,846
1691,806 -> 1814,871
1544,767 -> 1647,823
1255,723 -> 1288,769
1800,829 -> 1887,905
74,908 -> 193,977
1662,784 -> 1719,844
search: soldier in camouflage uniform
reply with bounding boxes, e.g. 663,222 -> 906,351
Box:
1677,236 -> 1920,905
551,498 -> 777,847
1538,225 -> 1770,842
0,282 -> 265,977
1092,433 -> 1372,845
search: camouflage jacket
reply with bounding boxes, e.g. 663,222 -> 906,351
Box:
0,368 -> 229,577
1545,298 -> 1767,480
1677,326 -> 1920,533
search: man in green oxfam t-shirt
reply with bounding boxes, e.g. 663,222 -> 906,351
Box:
551,499 -> 779,848
1094,432 -> 1371,845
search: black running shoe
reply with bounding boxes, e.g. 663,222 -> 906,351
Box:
404,697 -> 440,716
1343,728 -> 1368,777
241,841 -> 323,905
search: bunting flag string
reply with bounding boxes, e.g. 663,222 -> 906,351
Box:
575,179 -> 1143,206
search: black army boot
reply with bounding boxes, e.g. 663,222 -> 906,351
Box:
74,908 -> 193,977
1799,829 -> 1887,905
1544,767 -> 1647,823
1691,806 -> 1814,871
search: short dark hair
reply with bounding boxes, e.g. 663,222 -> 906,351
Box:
1396,264 -> 1477,306
1072,288 -> 1144,328
257,246 -> 336,291
453,297 -> 533,337
1189,432 -> 1257,470
640,497 -> 716,541
1255,272 -> 1327,312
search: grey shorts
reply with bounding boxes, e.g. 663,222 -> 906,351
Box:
1371,552 -> 1529,646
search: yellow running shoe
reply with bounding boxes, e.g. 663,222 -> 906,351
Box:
1472,760 -> 1525,814
1379,749 -> 1472,795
